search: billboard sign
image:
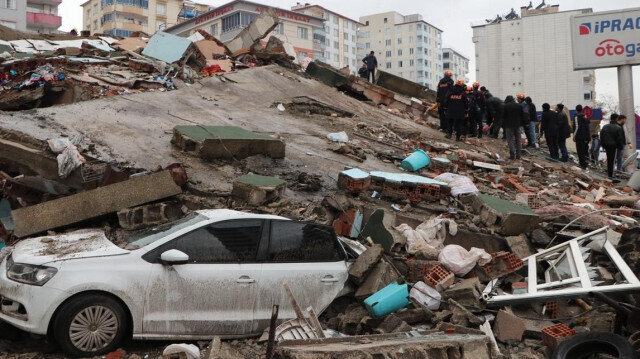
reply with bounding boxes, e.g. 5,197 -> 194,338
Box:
571,8 -> 640,70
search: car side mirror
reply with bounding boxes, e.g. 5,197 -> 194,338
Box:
160,249 -> 189,265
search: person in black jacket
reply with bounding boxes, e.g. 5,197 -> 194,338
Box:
445,79 -> 468,141
485,91 -> 504,138
362,51 -> 378,83
539,103 -> 559,159
470,82 -> 484,138
436,70 -> 454,131
573,105 -> 591,170
503,95 -> 524,160
600,114 -> 627,180
556,104 -> 571,162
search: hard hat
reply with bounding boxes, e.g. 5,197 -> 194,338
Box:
444,70 -> 452,77
472,81 -> 480,88
466,86 -> 473,91
456,79 -> 465,86
517,92 -> 525,99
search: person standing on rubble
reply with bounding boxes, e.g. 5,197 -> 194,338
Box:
445,79 -> 468,141
600,114 -> 627,181
525,97 -> 538,148
362,51 -> 378,83
466,86 -> 479,137
612,113 -> 632,173
503,95 -> 524,160
539,103 -> 559,159
517,93 -> 533,149
473,82 -> 485,138
437,70 -> 454,132
485,90 -> 504,138
573,105 -> 591,171
556,104 -> 571,162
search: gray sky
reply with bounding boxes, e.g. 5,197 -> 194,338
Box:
59,0 -> 639,105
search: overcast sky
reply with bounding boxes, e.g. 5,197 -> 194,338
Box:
59,0 -> 639,105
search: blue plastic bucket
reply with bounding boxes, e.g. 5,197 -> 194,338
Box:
401,149 -> 431,172
364,282 -> 411,318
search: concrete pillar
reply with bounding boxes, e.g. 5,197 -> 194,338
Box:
618,65 -> 636,171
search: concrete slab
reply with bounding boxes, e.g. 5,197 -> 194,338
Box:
225,9 -> 279,54
231,174 -> 286,205
479,194 -> 539,236
12,170 -> 182,237
275,331 -> 494,359
142,31 -> 192,64
375,70 -> 436,102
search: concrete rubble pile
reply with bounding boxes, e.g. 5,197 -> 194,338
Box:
1,29 -> 640,359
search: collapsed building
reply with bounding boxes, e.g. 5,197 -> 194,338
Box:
1,13 -> 640,359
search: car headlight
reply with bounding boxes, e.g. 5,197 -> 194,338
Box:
6,256 -> 57,286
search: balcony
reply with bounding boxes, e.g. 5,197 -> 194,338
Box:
26,12 -> 62,28
313,40 -> 326,51
356,42 -> 365,49
313,28 -> 327,36
27,0 -> 61,5
357,30 -> 368,38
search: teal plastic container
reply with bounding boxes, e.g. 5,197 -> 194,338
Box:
400,149 -> 430,172
364,281 -> 411,317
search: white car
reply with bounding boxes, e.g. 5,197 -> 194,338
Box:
0,210 -> 350,357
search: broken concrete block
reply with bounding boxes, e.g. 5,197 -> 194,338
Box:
225,9 -> 279,54
448,299 -> 484,328
338,304 -> 369,335
478,194 -> 539,236
12,171 -> 182,238
376,314 -> 405,333
375,70 -> 435,102
505,234 -> 534,259
172,125 -> 285,160
207,337 -> 243,359
355,261 -> 399,301
530,228 -> 552,245
443,278 -> 483,308
231,174 -> 286,205
117,201 -> 184,230
348,244 -> 384,285
493,310 -> 525,343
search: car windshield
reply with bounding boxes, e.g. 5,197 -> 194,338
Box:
125,212 -> 206,250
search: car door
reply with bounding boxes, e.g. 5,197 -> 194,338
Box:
253,220 -> 348,330
141,219 -> 266,337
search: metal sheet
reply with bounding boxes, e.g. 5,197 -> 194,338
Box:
142,31 -> 192,64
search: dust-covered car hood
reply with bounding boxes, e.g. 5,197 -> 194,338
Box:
10,229 -> 129,266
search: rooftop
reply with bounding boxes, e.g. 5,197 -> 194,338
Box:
291,4 -> 364,26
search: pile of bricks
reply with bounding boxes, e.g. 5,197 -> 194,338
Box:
483,251 -> 524,278
425,264 -> 455,291
545,301 -> 559,319
337,170 -> 372,192
542,323 -> 575,351
406,259 -> 438,282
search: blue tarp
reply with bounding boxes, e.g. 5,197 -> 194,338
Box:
141,31 -> 192,64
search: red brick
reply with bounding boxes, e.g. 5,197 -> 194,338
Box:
542,323 -> 575,351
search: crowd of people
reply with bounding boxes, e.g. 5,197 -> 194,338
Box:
434,70 -> 633,182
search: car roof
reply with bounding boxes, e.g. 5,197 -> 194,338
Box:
196,209 -> 290,222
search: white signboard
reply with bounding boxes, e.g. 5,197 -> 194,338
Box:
571,8 -> 640,70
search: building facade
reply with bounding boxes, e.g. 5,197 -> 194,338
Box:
165,1 -> 323,62
357,12 -> 443,89
291,3 -> 362,72
442,48 -> 469,83
81,0 -> 204,37
472,4 -> 596,108
1,0 -> 62,34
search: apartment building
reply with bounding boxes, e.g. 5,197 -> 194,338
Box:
165,1 -> 324,62
358,12 -> 443,90
291,3 -> 363,72
442,48 -> 470,83
472,3 -> 596,108
0,0 -> 62,34
81,0 -> 206,37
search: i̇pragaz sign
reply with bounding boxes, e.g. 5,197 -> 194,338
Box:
571,8 -> 640,69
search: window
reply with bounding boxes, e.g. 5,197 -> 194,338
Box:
365,42 -> 370,49
352,35 -> 355,42
397,26 -> 402,32
343,32 -> 348,40
334,54 -> 339,62
334,41 -> 339,49
93,20 -> 98,29
443,63 -> 450,69
365,20 -> 369,26
343,44 -> 348,53
385,28 -> 390,35
410,71 -> 414,77
410,59 -> 414,66
273,22 -> 283,35
397,38 -> 402,45
297,27 -> 308,39
325,51 -> 330,59
386,62 -> 391,69
333,15 -> 338,24
352,22 -> 356,30
384,17 -> 388,23
409,24 -> 413,31
409,48 -> 414,55
352,59 -> 356,66
343,20 -> 348,28
156,2 -> 166,15
210,23 -> 218,36
385,39 -> 391,46
221,12 -> 256,34
398,61 -> 403,67
352,47 -> 355,54
267,221 -> 344,262
101,0 -> 148,8
584,92 -> 592,100
333,28 -> 339,37
443,52 -> 450,59
397,49 -> 402,56
298,51 -> 308,58
385,50 -> 391,57
1,0 -> 16,9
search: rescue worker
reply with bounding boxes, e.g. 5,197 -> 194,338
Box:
465,85 -> 478,137
473,82 -> 485,138
436,70 -> 454,132
503,95 -> 523,160
516,93 -> 533,148
445,79 -> 468,141
485,90 -> 504,138
600,114 -> 627,181
539,103 -> 559,159
358,63 -> 368,79
573,105 -> 590,170
556,104 -> 570,162
362,51 -> 378,83
525,96 -> 538,148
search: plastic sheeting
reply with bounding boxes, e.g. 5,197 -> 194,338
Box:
396,217 -> 457,259
410,281 -> 441,310
438,245 -> 492,277
433,173 -> 478,197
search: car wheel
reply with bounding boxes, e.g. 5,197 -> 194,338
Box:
53,294 -> 127,357
551,331 -> 637,359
